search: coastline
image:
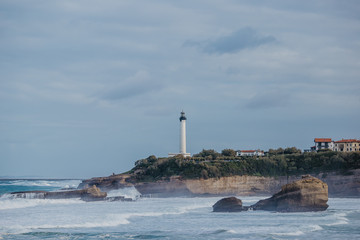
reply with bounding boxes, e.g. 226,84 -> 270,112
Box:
79,169 -> 360,198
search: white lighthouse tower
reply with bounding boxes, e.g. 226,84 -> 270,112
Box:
179,111 -> 188,155
169,111 -> 191,158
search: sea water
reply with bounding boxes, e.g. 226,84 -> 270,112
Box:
0,179 -> 359,240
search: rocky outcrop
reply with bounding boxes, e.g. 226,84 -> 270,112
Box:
11,185 -> 108,202
78,174 -> 134,191
213,197 -> 248,212
251,175 -> 329,212
80,175 -> 290,197
135,177 -> 193,197
78,169 -> 360,197
79,185 -> 107,201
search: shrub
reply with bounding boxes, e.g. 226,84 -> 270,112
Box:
131,151 -> 360,181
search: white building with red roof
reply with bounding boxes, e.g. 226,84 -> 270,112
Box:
314,138 -> 334,151
236,150 -> 265,157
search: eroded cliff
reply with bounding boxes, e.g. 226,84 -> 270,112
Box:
79,169 -> 360,197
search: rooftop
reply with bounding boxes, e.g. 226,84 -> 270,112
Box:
238,150 -> 264,153
334,139 -> 360,143
314,138 -> 332,143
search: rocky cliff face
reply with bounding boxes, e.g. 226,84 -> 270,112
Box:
79,169 -> 360,197
184,175 -> 288,196
311,171 -> 360,197
78,174 -> 134,190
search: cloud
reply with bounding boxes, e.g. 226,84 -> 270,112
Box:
100,70 -> 163,101
245,91 -> 291,109
102,83 -> 158,101
183,27 -> 276,54
1,1 -> 360,178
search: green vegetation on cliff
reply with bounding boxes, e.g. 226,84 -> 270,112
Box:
130,148 -> 360,182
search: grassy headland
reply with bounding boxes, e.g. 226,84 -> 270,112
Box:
129,148 -> 360,182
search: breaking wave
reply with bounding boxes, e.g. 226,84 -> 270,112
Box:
0,179 -> 81,188
322,212 -> 350,226
107,187 -> 141,200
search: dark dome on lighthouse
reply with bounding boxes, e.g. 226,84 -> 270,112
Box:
179,111 -> 187,121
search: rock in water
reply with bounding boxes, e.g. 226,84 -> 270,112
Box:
213,197 -> 248,212
81,185 -> 107,201
251,175 -> 328,212
11,185 -> 107,202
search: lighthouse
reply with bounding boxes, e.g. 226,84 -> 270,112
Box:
169,111 -> 191,158
179,111 -> 187,155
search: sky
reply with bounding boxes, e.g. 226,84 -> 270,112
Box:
1,0 -> 359,178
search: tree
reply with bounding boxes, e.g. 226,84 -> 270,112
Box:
268,148 -> 284,155
147,155 -> 157,163
193,149 -> 220,159
284,147 -> 301,154
221,149 -> 236,157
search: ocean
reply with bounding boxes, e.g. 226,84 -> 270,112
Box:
0,179 -> 359,240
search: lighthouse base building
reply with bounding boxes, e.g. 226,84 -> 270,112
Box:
168,152 -> 191,158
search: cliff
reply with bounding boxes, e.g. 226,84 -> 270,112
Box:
79,169 -> 360,197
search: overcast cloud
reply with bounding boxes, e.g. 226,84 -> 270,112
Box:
0,0 -> 359,178
184,27 -> 276,54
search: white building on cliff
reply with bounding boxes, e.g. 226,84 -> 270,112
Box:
236,150 -> 265,157
314,138 -> 334,151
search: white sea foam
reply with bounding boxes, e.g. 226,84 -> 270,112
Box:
270,220 -> 324,237
324,212 -> 349,226
2,214 -> 130,234
1,210 -> 182,234
1,195 -> 359,239
177,202 -> 213,214
0,197 -> 83,210
272,230 -> 304,236
107,187 -> 141,200
239,196 -> 269,205
0,179 -> 81,188
310,224 -> 323,231
32,214 -> 130,229
1,192 -> 46,200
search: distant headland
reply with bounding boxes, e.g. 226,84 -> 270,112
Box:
79,111 -> 359,197
79,149 -> 360,197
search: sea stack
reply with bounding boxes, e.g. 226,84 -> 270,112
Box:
251,175 -> 329,212
213,175 -> 329,213
213,197 -> 248,212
